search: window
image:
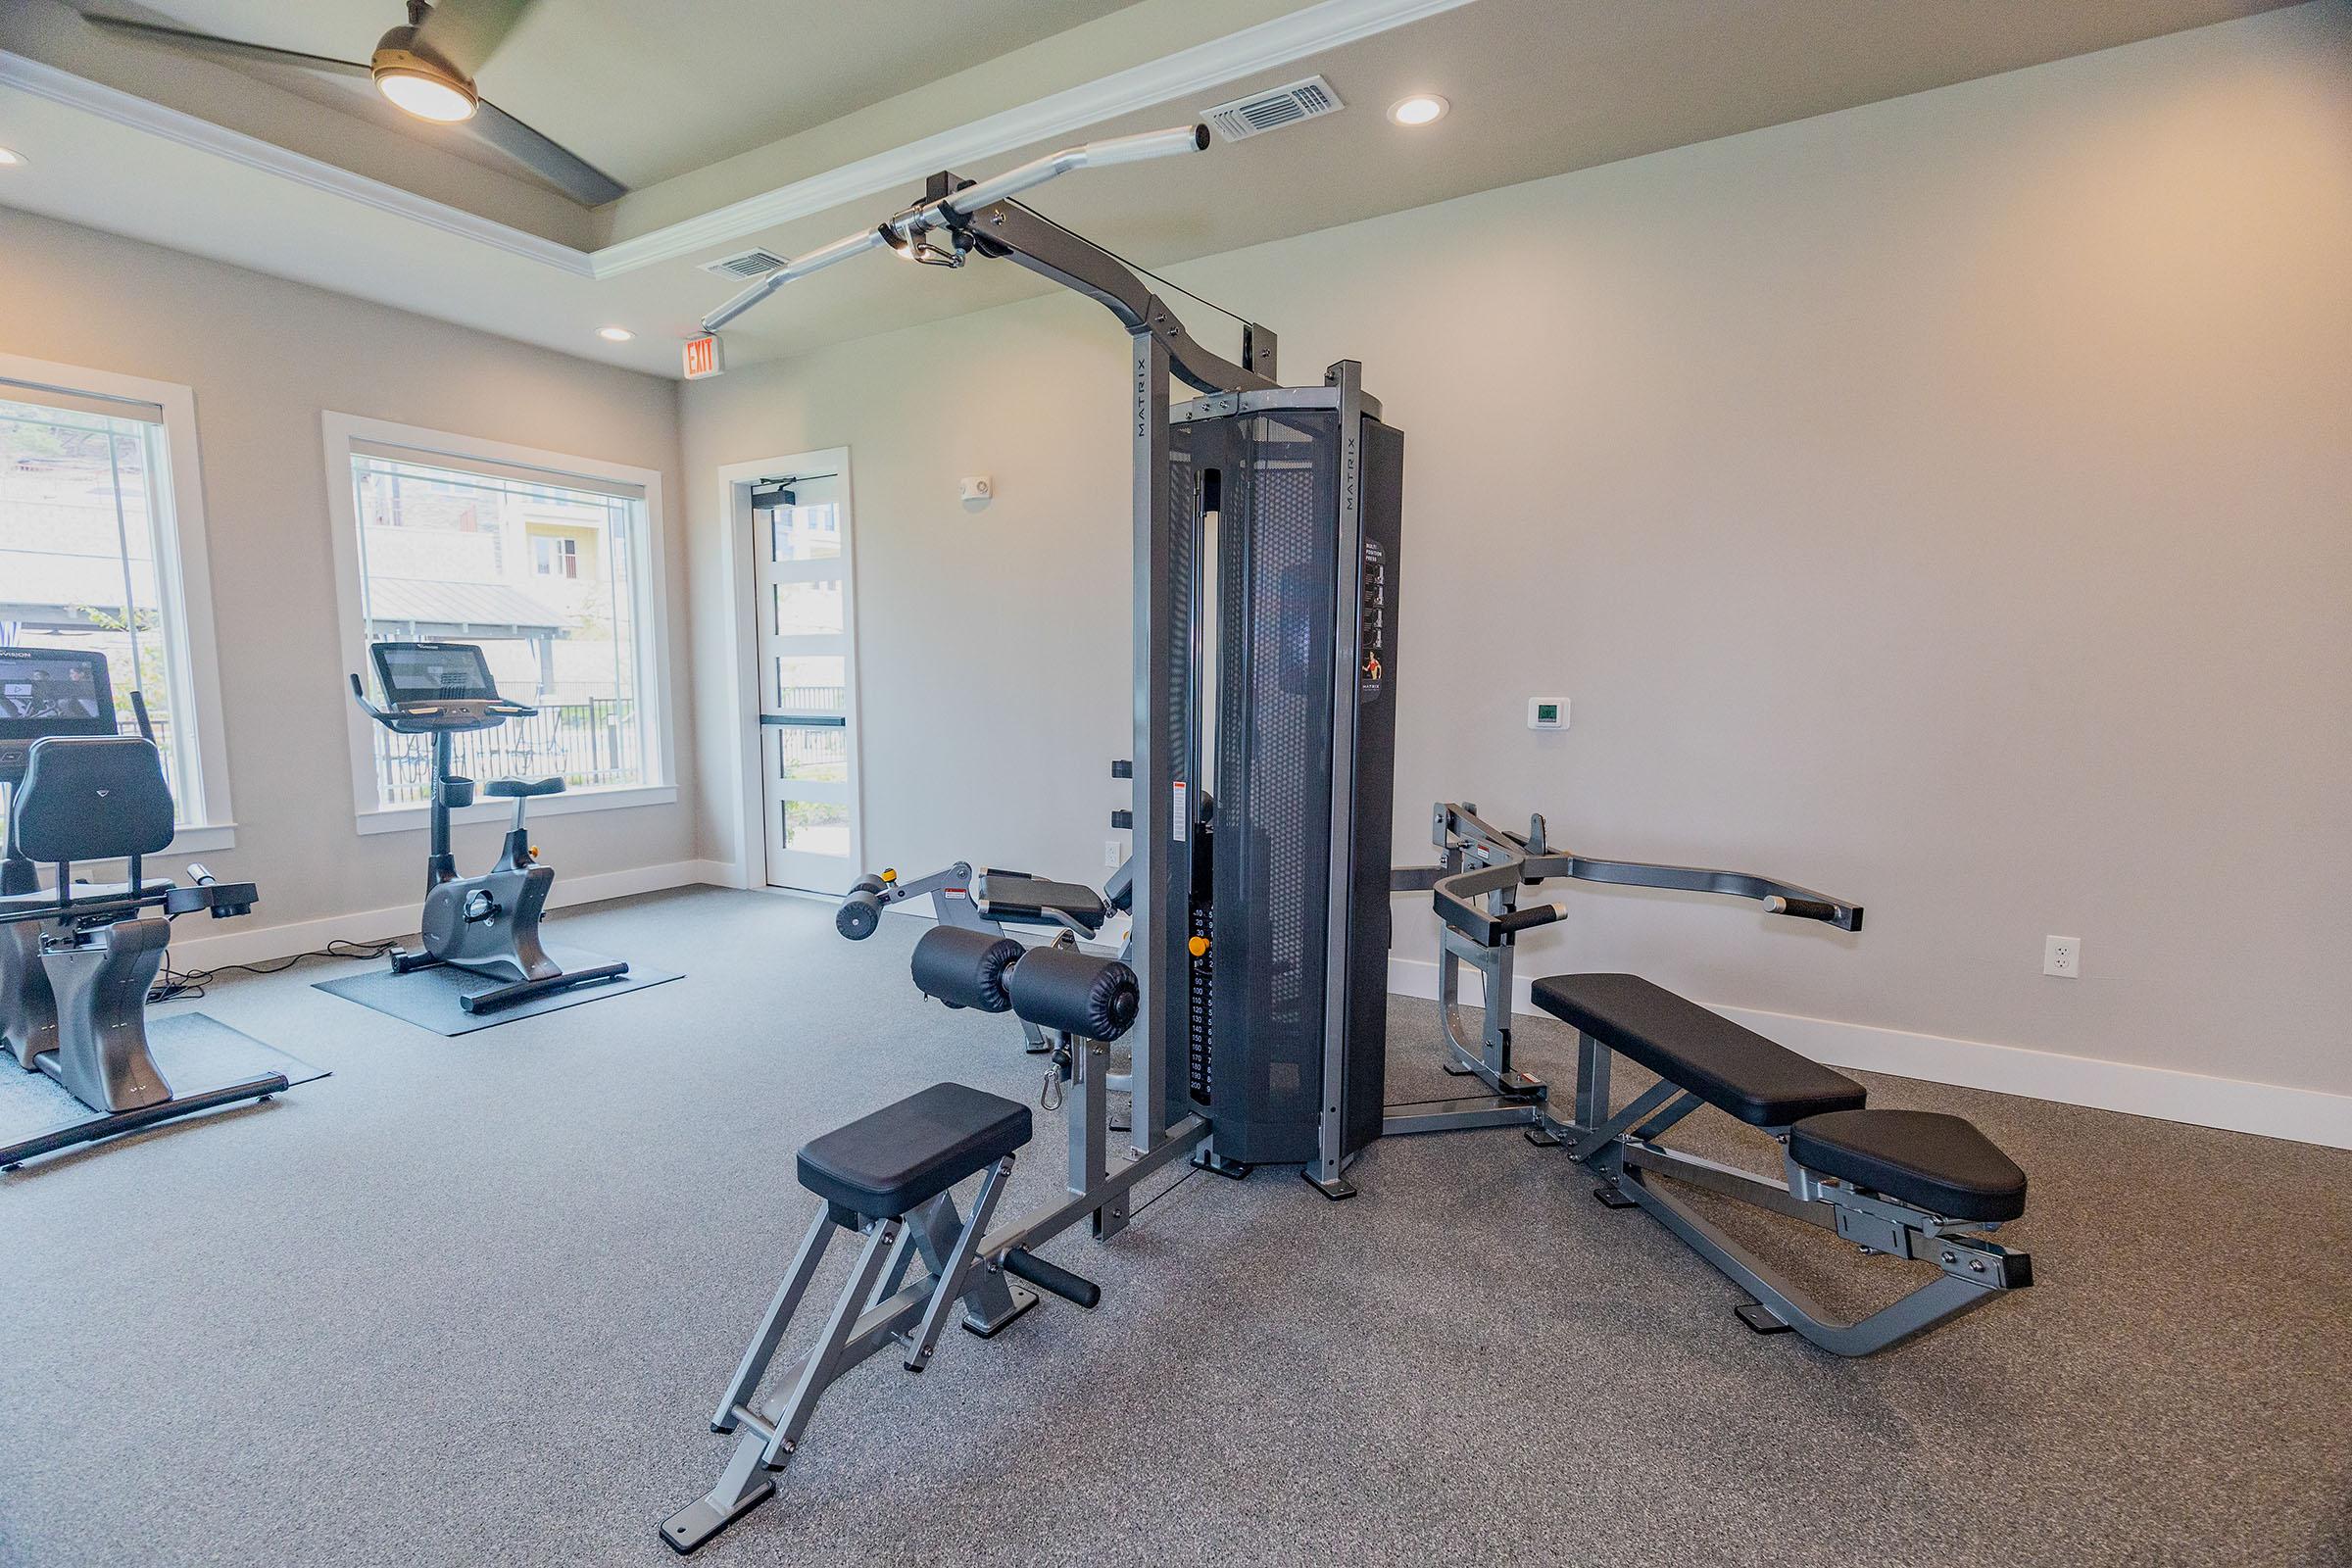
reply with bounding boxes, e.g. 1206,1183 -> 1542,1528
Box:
533,536 -> 578,579
0,355 -> 233,844
321,414 -> 672,826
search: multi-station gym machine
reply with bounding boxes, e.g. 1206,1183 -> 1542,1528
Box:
701,122 -> 1403,1201
668,119 -> 2032,1553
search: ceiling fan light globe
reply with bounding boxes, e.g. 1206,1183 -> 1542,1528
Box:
374,64 -> 477,122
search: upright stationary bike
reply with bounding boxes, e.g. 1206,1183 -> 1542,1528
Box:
349,641 -> 627,1015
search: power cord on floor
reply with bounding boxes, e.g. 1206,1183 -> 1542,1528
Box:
1127,1162 -> 1200,1221
149,938 -> 401,1004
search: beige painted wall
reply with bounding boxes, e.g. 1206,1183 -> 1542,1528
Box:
682,4 -> 2352,1101
0,209 -> 697,935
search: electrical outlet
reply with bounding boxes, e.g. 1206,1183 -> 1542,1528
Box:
2043,936 -> 2081,978
1105,840 -> 1123,867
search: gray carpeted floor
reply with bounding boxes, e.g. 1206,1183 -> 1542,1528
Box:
3,888 -> 2347,1567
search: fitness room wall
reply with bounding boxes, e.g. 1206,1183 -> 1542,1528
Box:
3,0 -> 2349,1564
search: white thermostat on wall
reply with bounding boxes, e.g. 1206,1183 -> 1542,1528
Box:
1528,698 -> 1569,731
959,475 -> 993,502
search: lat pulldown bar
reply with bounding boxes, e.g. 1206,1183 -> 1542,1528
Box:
701,125 -> 1211,334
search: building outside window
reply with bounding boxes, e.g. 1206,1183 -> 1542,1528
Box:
0,359 -> 233,840
533,535 -> 579,579
324,415 -> 671,820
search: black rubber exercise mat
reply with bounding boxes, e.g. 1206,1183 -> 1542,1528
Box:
312,946 -> 679,1036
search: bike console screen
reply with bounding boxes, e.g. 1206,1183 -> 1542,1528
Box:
370,641 -> 502,706
0,648 -> 115,739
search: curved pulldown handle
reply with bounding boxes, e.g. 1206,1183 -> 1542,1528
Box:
1429,802 -> 1864,946
701,125 -> 1210,333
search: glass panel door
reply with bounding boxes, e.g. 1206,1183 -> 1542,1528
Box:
755,473 -> 856,890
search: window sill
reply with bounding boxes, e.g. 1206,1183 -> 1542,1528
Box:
354,784 -> 678,837
172,822 -> 239,854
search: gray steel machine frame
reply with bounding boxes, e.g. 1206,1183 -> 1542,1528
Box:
666,123 -> 1400,1547
699,122 -> 1391,1184
1391,803 -> 2028,1353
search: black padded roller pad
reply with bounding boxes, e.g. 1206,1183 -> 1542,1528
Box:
836,889 -> 884,941
910,926 -> 1022,1012
797,1082 -> 1032,1219
1005,947 -> 1139,1041
1530,973 -> 1867,1127
1789,1108 -> 2029,1222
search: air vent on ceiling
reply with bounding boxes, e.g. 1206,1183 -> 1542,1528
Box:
1201,75 -> 1344,143
700,247 -> 789,279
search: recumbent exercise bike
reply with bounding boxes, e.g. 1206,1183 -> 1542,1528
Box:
1,646 -> 278,1167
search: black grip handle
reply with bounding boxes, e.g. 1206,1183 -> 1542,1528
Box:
1002,1249 -> 1101,1309
1765,896 -> 1861,930
1494,903 -> 1567,937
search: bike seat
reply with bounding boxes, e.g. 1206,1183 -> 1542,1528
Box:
484,776 -> 565,799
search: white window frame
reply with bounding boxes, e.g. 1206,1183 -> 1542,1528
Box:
319,412 -> 676,836
0,352 -> 237,852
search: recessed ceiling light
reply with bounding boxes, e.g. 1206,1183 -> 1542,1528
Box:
597,326 -> 635,343
1388,94 -> 1448,127
0,147 -> 24,168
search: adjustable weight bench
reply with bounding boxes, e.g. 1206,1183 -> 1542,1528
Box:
1530,973 -> 2032,1355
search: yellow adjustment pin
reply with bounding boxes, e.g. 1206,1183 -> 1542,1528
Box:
881,868 -> 897,884
1188,935 -> 1210,957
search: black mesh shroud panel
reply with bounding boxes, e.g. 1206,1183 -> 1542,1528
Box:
1209,412 -> 1340,1164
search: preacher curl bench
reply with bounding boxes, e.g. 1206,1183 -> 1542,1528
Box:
664,940 -> 1146,1553
839,858 -> 1134,1080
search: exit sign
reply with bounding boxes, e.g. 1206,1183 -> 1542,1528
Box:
683,334 -> 725,379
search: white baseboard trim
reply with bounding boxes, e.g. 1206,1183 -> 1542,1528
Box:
168,859 -> 722,970
1387,956 -> 2352,1152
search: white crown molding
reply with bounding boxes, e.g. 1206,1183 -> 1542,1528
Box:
585,0 -> 1480,276
0,50 -> 598,275
6,0 -> 1476,284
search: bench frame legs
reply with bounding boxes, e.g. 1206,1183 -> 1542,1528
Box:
662,1157 -> 1029,1554
1550,1036 -> 2032,1357
662,1105 -> 1212,1555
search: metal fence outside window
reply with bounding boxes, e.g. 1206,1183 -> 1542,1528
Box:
371,697 -> 643,806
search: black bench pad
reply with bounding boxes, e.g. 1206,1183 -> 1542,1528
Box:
1530,973 -> 1867,1127
1789,1108 -> 2028,1223
797,1082 -> 1032,1219
973,870 -> 1107,934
